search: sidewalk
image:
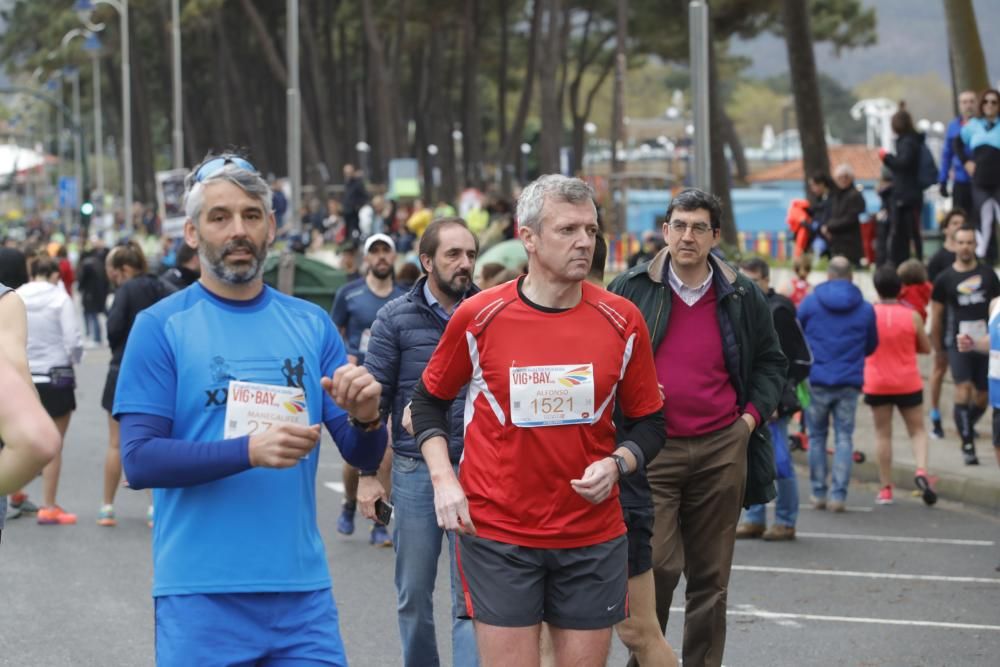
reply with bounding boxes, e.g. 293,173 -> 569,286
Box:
771,266 -> 1000,515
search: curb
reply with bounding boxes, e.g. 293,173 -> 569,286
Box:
790,450 -> 1000,515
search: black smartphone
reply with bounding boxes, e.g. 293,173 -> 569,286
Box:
374,498 -> 394,525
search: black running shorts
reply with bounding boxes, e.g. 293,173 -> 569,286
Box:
863,390 -> 923,408
35,382 -> 76,419
623,505 -> 654,577
947,348 -> 988,391
456,534 -> 628,629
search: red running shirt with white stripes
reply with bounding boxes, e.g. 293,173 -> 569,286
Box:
422,278 -> 662,549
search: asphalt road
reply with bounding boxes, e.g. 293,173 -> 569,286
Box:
2,347 -> 999,666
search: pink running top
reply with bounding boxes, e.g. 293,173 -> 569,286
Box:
863,302 -> 923,395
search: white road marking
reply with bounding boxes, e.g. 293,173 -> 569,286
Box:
802,505 -> 873,512
323,482 -> 346,494
668,606 -> 1000,632
795,532 -> 994,546
732,564 -> 1000,584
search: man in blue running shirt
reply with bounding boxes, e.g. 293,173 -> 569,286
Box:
113,154 -> 388,666
330,233 -> 405,545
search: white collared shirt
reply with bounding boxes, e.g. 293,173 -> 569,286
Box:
667,261 -> 714,307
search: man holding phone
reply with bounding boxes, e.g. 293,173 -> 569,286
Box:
362,217 -> 482,667
410,176 -> 665,667
113,154 -> 387,666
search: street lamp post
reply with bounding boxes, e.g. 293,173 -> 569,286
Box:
76,0 -> 131,230
286,0 -> 301,237
355,141 -> 371,177
61,28 -> 95,218
69,66 -> 82,216
426,144 -> 439,203
171,0 -> 183,170
84,33 -> 104,211
520,142 -> 531,184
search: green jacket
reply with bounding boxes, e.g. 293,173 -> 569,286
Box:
607,247 -> 787,507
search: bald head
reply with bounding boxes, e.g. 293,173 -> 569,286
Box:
827,256 -> 852,281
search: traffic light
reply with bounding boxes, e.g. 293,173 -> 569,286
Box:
80,200 -> 94,230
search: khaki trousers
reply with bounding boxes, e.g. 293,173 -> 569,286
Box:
646,417 -> 749,667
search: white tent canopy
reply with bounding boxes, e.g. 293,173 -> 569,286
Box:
0,143 -> 53,177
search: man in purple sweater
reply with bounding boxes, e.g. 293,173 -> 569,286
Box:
608,189 -> 786,667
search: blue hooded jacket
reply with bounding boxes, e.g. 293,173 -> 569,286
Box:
797,279 -> 878,388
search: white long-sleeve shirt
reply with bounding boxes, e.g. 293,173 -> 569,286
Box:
16,280 -> 83,380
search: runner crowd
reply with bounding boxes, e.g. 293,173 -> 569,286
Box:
0,87 -> 998,667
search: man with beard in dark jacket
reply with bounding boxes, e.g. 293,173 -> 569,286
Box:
823,164 -> 867,267
362,217 -> 481,667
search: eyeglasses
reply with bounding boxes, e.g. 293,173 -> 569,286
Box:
668,220 -> 713,236
193,155 -> 257,182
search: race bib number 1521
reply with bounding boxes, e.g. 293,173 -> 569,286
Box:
509,364 -> 595,428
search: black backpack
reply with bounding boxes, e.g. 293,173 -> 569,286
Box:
917,142 -> 938,190
768,293 -> 813,417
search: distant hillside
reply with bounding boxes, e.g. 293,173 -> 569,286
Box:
730,0 -> 1000,89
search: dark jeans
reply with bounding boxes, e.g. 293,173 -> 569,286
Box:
888,202 -> 922,266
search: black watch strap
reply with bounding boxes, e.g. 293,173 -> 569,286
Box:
349,414 -> 382,432
358,469 -> 379,477
610,454 -> 629,477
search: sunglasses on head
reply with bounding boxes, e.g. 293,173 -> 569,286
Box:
194,155 -> 257,182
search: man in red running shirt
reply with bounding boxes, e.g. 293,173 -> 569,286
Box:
410,175 -> 665,667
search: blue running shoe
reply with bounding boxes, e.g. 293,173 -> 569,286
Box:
337,504 -> 356,535
370,523 -> 392,547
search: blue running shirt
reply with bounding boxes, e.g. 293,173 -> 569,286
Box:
330,278 -> 406,364
115,283 -> 354,597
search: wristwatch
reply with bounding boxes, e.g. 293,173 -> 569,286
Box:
358,469 -> 379,477
348,414 -> 382,432
610,454 -> 630,478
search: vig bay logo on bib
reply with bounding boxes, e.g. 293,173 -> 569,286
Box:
510,363 -> 595,428
224,380 -> 312,439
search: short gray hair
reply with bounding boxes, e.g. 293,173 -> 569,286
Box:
833,163 -> 854,180
184,161 -> 272,224
828,256 -> 852,280
516,174 -> 595,232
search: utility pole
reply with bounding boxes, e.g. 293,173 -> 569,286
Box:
609,0 -> 627,233
689,1 -> 711,191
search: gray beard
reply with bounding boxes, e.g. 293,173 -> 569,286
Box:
199,243 -> 267,285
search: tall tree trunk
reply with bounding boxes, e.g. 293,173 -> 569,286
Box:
361,0 -> 398,182
568,57 -> 614,176
781,0 -> 829,197
721,108 -> 749,184
499,0 -> 543,194
537,0 -> 563,175
943,0 -> 989,95
461,0 -> 484,188
709,41 -> 737,246
302,0 -> 339,187
129,14 -> 154,204
497,0 -> 509,152
236,0 -> 322,185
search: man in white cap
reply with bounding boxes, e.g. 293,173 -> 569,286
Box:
330,232 -> 406,545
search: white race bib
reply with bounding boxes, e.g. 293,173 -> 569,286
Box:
990,350 -> 1000,380
509,364 -> 595,427
959,320 -> 988,339
223,380 -> 311,439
